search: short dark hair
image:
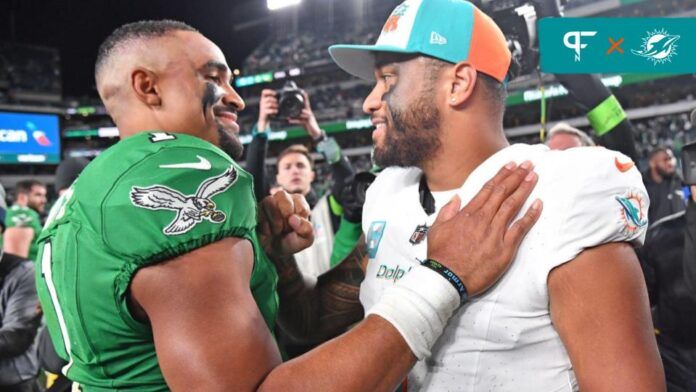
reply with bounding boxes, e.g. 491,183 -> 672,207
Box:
422,56 -> 507,113
649,146 -> 672,160
95,20 -> 198,80
15,180 -> 44,198
477,72 -> 507,111
277,144 -> 314,168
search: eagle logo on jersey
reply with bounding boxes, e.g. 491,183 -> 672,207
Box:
130,166 -> 238,235
616,189 -> 648,235
11,213 -> 33,227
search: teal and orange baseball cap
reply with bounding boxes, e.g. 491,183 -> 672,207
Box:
329,0 -> 511,83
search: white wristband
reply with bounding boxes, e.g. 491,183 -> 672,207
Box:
367,264 -> 461,360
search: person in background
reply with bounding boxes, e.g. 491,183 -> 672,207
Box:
0,183 -> 7,238
545,122 -> 595,151
247,90 -> 357,281
1,180 -> 47,261
246,91 -> 365,357
54,157 -> 90,195
0,250 -> 42,392
638,184 -> 696,392
643,146 -> 685,224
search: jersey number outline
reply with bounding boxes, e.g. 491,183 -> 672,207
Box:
149,132 -> 177,143
40,241 -> 74,376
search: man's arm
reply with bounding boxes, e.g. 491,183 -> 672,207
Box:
273,236 -> 367,342
287,90 -> 356,206
549,242 -> 665,391
245,89 -> 278,201
2,227 -> 34,259
0,262 -> 41,358
132,236 -> 413,392
132,162 -> 542,391
271,162 -> 543,344
246,132 -> 270,201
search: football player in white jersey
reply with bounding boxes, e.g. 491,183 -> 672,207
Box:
328,0 -> 665,390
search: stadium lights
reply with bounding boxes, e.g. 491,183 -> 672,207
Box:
267,0 -> 302,11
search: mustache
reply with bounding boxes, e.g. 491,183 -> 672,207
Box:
213,105 -> 238,116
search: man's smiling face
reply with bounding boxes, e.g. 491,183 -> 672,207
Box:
362,53 -> 443,168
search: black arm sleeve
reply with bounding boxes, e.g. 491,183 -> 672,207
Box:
636,240 -> 658,306
245,132 -> 270,201
683,200 -> 696,298
329,155 -> 356,206
0,264 -> 41,359
554,73 -> 638,161
37,326 -> 68,373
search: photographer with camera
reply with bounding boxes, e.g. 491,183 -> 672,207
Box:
246,83 -> 358,273
244,84 -> 364,357
637,140 -> 696,391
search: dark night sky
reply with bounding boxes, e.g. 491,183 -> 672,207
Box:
0,0 -> 270,98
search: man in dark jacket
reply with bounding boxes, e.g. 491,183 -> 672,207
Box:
643,146 -> 686,224
0,251 -> 41,392
638,185 -> 696,392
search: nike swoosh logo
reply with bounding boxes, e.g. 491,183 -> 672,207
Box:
615,157 -> 635,173
160,155 -> 212,170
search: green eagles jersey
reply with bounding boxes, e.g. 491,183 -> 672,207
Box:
35,132 -> 279,391
0,204 -> 42,261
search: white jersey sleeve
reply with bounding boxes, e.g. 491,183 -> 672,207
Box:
545,147 -> 649,272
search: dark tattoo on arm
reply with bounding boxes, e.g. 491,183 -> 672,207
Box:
273,235 -> 368,343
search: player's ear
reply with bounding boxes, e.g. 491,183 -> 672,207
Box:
448,63 -> 477,107
131,68 -> 162,107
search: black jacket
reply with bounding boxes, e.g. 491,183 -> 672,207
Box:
0,252 -> 41,386
643,171 -> 686,224
639,208 -> 696,344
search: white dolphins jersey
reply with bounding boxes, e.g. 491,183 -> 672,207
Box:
361,144 -> 649,391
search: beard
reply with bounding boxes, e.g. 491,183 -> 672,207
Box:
28,201 -> 44,214
373,91 -> 441,168
202,82 -> 244,160
217,124 -> 244,161
656,165 -> 675,179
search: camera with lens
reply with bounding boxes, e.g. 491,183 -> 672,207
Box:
340,171 -> 377,223
275,81 -> 305,119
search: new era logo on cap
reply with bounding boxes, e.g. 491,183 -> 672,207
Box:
430,31 -> 447,45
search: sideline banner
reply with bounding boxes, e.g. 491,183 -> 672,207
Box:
539,18 -> 696,73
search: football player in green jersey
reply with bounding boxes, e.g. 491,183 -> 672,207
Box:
35,20 -> 542,391
1,179 -> 47,260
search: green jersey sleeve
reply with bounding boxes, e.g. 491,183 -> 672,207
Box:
5,206 -> 40,229
101,145 -> 258,266
4,205 -> 42,260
